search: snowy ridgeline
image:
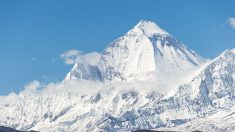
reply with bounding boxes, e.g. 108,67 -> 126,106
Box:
1,20 -> 235,132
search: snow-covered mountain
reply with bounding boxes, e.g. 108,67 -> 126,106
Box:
66,20 -> 207,94
66,20 -> 206,88
156,48 -> 235,132
0,20 -> 235,132
99,20 -> 206,82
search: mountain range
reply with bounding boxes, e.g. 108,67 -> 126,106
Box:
0,20 -> 235,132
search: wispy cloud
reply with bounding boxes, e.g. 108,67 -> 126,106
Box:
0,79 -> 160,106
0,80 -> 103,105
0,81 -> 41,105
19,80 -> 41,97
60,50 -> 80,64
60,49 -> 101,65
228,17 -> 235,29
0,92 -> 20,105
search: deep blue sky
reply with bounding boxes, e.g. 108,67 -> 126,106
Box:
0,0 -> 235,95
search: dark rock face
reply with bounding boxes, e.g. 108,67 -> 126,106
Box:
132,130 -> 168,132
0,126 -> 22,132
132,130 -> 158,132
132,130 -> 202,132
0,126 -> 38,132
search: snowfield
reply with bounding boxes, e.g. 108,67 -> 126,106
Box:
0,20 -> 235,132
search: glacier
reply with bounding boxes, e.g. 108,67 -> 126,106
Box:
0,20 -> 235,132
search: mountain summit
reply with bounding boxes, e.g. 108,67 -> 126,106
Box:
134,20 -> 169,36
66,20 -> 207,86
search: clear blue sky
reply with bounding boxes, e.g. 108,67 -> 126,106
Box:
0,0 -> 235,95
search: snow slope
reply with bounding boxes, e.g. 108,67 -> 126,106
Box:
172,104 -> 235,132
0,20 -> 235,132
65,63 -> 102,81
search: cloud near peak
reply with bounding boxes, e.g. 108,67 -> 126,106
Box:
60,49 -> 101,65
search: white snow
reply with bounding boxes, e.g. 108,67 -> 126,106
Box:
65,63 -> 102,81
0,20 -> 235,132
134,20 -> 169,36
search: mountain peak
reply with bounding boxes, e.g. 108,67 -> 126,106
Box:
66,20 -> 207,83
134,20 -> 169,36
